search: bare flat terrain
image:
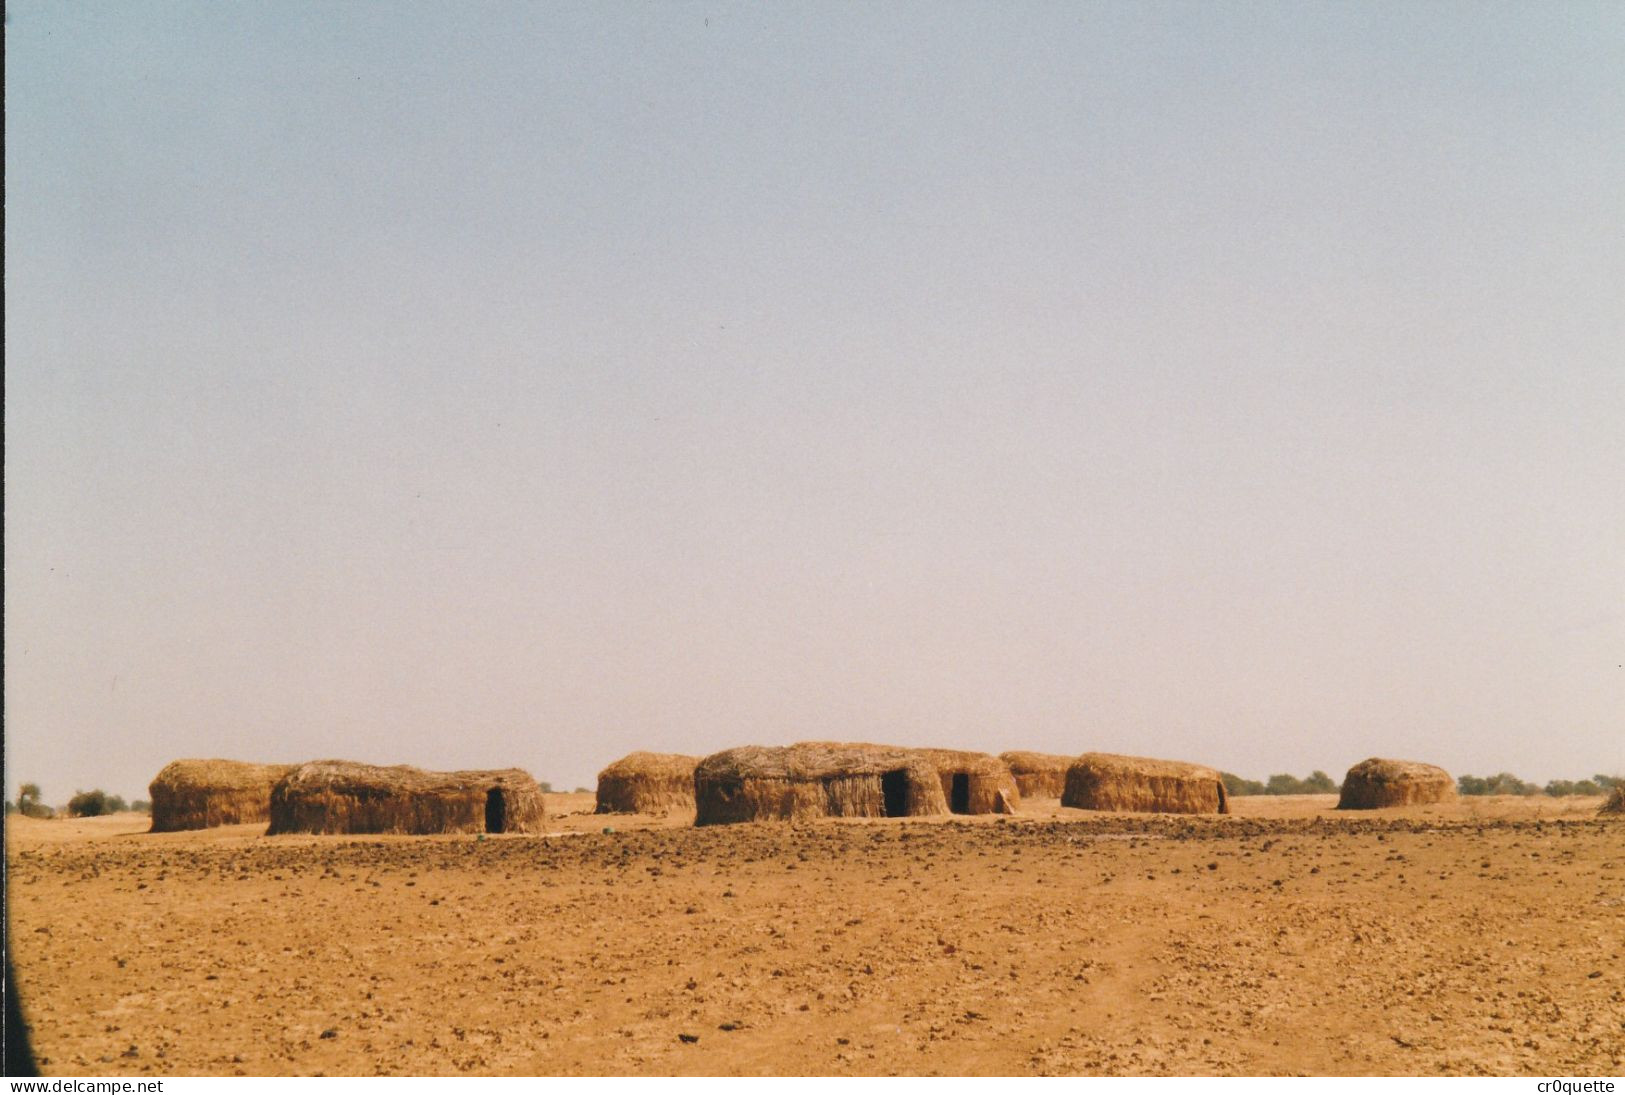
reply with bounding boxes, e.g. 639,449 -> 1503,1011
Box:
6,793 -> 1622,1076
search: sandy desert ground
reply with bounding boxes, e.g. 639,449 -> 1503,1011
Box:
6,792 -> 1622,1076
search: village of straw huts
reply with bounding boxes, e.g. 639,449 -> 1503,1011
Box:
266,761 -> 546,835
595,752 -> 700,815
1061,752 -> 1230,815
148,759 -> 298,832
135,744 -> 1522,835
1337,757 -> 1456,809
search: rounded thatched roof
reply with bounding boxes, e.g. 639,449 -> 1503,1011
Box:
1000,751 -> 1075,774
150,758 -> 296,794
1069,752 -> 1224,783
915,748 -> 1013,776
1342,757 -> 1452,785
696,742 -> 938,781
597,752 -> 700,781
276,759 -> 541,797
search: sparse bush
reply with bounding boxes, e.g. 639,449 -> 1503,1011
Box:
106,794 -> 129,813
1220,772 -> 1266,796
130,799 -> 151,814
573,787 -> 589,794
1260,772 -> 1342,795
1457,773 -> 1540,796
68,789 -> 113,817
538,781 -> 554,793
1545,779 -> 1603,797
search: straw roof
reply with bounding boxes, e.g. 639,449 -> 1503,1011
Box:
595,752 -> 700,815
1337,758 -> 1455,810
1062,752 -> 1229,815
999,751 -> 1074,799
267,760 -> 545,835
148,759 -> 297,833
694,742 -> 950,825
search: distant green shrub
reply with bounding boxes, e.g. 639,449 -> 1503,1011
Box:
1301,770 -> 1339,793
67,789 -> 113,817
1255,771 -> 1344,795
1457,773 -> 1540,796
1220,772 -> 1266,796
1545,779 -> 1603,797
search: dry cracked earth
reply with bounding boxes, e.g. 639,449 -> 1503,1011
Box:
6,793 -> 1623,1076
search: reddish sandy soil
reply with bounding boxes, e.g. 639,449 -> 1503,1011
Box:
6,793 -> 1622,1076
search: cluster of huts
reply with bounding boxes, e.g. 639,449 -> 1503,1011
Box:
146,747 -> 1487,836
149,759 -> 548,836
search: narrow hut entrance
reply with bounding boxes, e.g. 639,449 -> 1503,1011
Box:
881,769 -> 909,817
485,788 -> 507,833
949,772 -> 970,814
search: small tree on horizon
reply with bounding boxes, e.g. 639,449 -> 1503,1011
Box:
17,783 -> 52,819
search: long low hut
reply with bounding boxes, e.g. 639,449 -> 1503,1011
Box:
149,759 -> 297,832
999,751 -> 1074,799
1061,752 -> 1229,815
267,761 -> 545,835
694,743 -> 943,825
915,749 -> 1021,815
595,752 -> 700,815
694,743 -> 1021,825
1337,758 -> 1455,809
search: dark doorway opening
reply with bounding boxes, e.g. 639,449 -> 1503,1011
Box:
485,788 -> 506,833
881,769 -> 909,817
950,772 -> 970,814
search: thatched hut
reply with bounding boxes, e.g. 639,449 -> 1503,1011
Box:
694,743 -> 1025,825
266,761 -> 545,835
916,749 -> 1021,814
1337,758 -> 1455,809
1599,786 -> 1625,817
694,743 -> 948,825
595,752 -> 700,814
1061,752 -> 1230,815
999,751 -> 1074,799
149,759 -> 297,832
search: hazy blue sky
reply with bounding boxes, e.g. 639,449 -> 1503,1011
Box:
7,1 -> 1622,802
